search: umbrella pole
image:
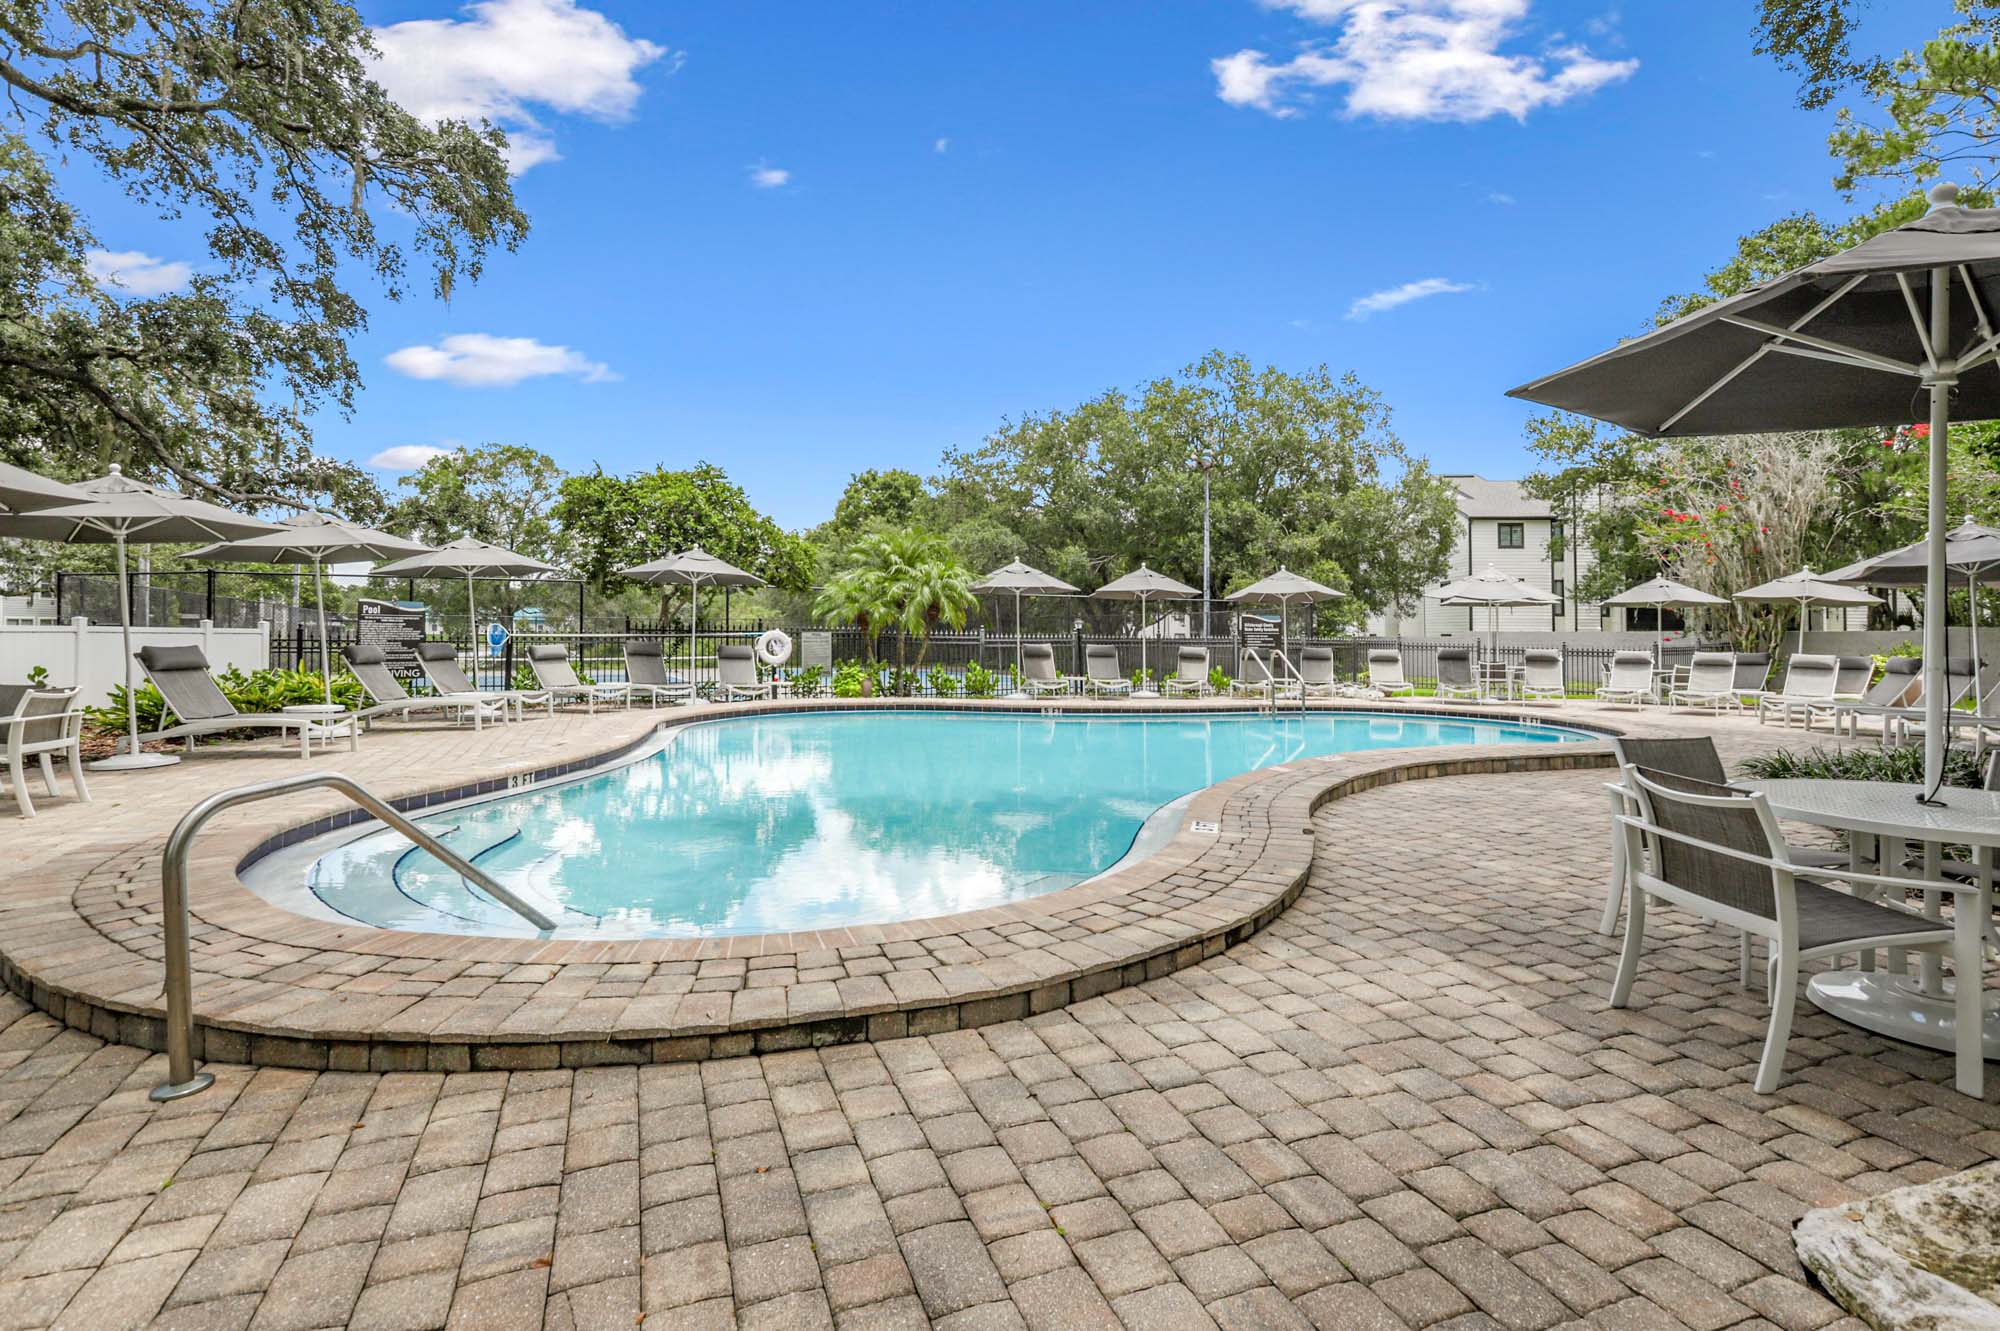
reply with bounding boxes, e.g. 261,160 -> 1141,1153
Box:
315,553 -> 332,705
91,529 -> 178,770
1015,589 -> 1024,692
466,571 -> 479,687
1922,268 -> 1951,800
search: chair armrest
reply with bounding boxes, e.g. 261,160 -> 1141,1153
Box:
1617,816 -> 1984,897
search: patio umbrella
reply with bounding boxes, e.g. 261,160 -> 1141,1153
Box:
1508,180 -> 2000,795
1092,565 -> 1199,697
1830,519 -> 2000,710
619,548 -> 764,693
0,465 -> 279,769
1224,568 -> 1345,663
971,558 -> 1079,694
1602,575 -> 1731,661
182,515 -> 431,705
373,538 -> 557,674
0,461 -> 87,513
1432,564 -> 1561,656
1733,569 -> 1880,656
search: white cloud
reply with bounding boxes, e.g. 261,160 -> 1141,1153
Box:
1213,0 -> 1636,122
367,444 -> 454,471
85,250 -> 192,296
933,137 -> 951,153
1346,277 -> 1477,320
1486,191 -> 1516,205
749,163 -> 791,189
370,0 -> 668,173
385,333 -> 615,387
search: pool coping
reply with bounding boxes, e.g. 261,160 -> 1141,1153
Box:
0,697 -> 1624,1073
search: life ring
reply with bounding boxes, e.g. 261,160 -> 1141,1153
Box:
755,629 -> 794,666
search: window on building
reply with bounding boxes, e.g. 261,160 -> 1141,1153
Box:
1552,578 -> 1565,604
1550,521 -> 1564,547
1497,522 -> 1525,549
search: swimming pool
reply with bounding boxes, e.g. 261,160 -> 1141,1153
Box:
257,710 -> 1593,938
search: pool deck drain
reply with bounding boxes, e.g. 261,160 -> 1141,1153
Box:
2,698 -> 1634,1072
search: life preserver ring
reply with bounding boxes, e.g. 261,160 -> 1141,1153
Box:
755,629 -> 794,666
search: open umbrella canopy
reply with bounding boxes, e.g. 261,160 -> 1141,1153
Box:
1223,568 -> 1344,604
1603,575 -> 1730,608
374,536 -> 556,580
971,558 -> 1077,596
619,546 -> 764,588
1433,564 -> 1561,607
0,461 -> 87,514
1735,568 -> 1882,607
1827,520 -> 2000,586
1092,565 -> 1199,600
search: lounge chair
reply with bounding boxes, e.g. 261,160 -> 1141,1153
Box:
1020,643 -> 1070,698
3,687 -> 88,817
343,645 -> 509,730
1611,765 -> 1966,1092
1596,651 -> 1654,707
1831,655 -> 1874,702
621,641 -> 696,706
1283,646 -> 1339,699
1230,653 -> 1274,699
415,642 -> 553,719
1821,656 -> 1921,736
1082,644 -> 1132,698
1730,651 -> 1773,702
1434,647 -> 1481,701
1367,649 -> 1415,697
1667,652 -> 1739,712
1162,646 -> 1212,698
133,644 -> 355,758
715,644 -> 775,701
526,644 -> 634,712
1519,649 -> 1566,704
1892,674 -> 2000,750
1756,654 -> 1840,726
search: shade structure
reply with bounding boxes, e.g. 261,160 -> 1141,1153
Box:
1603,575 -> 1731,659
1830,520 -> 2000,712
373,538 -> 558,678
1433,564 -> 1562,659
183,515 -> 431,704
1507,181 -> 2000,797
1092,565 -> 1200,696
0,461 -> 87,514
1734,569 -> 1880,655
1225,568 -> 1344,666
0,465 -> 279,769
618,548 -> 764,697
971,559 -> 1079,692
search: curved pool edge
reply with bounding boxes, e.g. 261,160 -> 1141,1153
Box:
0,697 -> 1623,1073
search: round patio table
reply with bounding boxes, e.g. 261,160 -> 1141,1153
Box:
1742,778 -> 1998,1097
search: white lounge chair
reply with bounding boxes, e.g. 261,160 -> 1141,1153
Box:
1230,653 -> 1274,699
1434,648 -> 1481,701
1082,644 -> 1132,698
415,642 -> 553,719
1667,652 -> 1739,712
1281,646 -> 1339,700
715,644 -> 775,701
527,644 -> 634,713
1729,652 -> 1774,704
343,645 -> 509,729
1519,649 -> 1567,704
1756,654 -> 1840,726
621,641 -> 697,706
1019,643 -> 1070,698
1162,647 -> 1212,698
1596,651 -> 1655,708
1367,649 -> 1415,697
133,644 -> 355,758
1819,656 -> 1921,735
3,687 -> 89,817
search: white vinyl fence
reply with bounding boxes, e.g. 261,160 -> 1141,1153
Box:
0,618 -> 270,708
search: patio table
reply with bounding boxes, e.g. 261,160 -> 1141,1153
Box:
1742,778 -> 1998,1096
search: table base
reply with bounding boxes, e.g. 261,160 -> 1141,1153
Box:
1807,971 -> 2000,1060
88,751 -> 180,772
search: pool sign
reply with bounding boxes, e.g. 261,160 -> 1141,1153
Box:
356,600 -> 426,674
486,621 -> 510,658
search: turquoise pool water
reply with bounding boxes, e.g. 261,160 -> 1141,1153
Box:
287,710 -> 1591,937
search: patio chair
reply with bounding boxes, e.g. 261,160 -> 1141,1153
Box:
415,643 -> 554,720
715,644 -> 775,701
1831,655 -> 1874,702
1367,649 -> 1415,697
133,644 -> 355,758
1820,656 -> 1920,736
1434,647 -> 1481,701
1082,644 -> 1132,698
1291,646 -> 1338,698
1611,765 -> 1965,1092
1730,651 -> 1773,702
3,687 -> 88,817
1163,646 -> 1212,698
343,645 -> 508,730
1667,652 -> 1739,712
1756,654 -> 1840,726
1519,649 -> 1567,704
1230,653 -> 1274,698
1894,674 -> 2000,750
1596,651 -> 1655,708
1020,643 -> 1070,697
527,644 -> 633,713
621,641 -> 697,706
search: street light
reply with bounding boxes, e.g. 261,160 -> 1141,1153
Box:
1190,431 -> 1224,639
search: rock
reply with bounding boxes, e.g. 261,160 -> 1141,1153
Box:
1795,1160 -> 2000,1330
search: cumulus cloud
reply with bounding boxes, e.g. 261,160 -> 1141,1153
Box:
1486,191 -> 1517,205
370,0 -> 668,172
749,163 -> 791,189
367,444 -> 454,471
85,250 -> 192,296
1213,0 -> 1636,122
933,137 -> 951,153
385,334 -> 615,387
1346,277 -> 1477,320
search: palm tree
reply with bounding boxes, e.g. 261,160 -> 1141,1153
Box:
815,528 -> 977,691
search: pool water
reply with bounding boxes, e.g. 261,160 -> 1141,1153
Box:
284,710 -> 1591,937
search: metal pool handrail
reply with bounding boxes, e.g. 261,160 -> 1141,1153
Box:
151,770 -> 558,1102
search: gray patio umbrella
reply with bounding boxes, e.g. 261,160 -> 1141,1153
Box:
1831,520 -> 2000,710
619,548 -> 764,692
971,558 -> 1080,692
1092,565 -> 1200,697
1508,180 -> 2000,795
372,538 -> 557,667
0,461 -> 87,513
183,515 -> 432,705
1733,569 -> 1880,656
1225,568 -> 1345,661
1603,575 -> 1731,660
1433,564 -> 1562,657
0,465 -> 279,769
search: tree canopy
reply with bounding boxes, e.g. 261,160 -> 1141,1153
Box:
553,463 -> 816,602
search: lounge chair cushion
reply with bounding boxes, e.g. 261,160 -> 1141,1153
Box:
527,644 -> 568,662
136,644 -> 211,673
343,645 -> 387,666
717,644 -> 755,662
417,642 -> 458,662
625,642 -> 662,659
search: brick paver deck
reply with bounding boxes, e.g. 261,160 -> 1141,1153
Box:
0,704 -> 1990,1328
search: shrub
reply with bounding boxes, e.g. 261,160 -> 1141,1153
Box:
931,671 -> 961,697
1737,744 -> 1988,789
832,662 -> 869,698
791,665 -> 825,697
1208,665 -> 1230,693
963,663 -> 997,698
1129,667 -> 1154,691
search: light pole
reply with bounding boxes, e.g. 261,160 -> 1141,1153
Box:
1191,433 -> 1222,639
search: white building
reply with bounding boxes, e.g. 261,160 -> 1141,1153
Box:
1376,475 -> 1601,637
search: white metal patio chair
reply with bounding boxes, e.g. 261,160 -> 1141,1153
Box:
715,644 -> 776,701
526,644 -> 634,713
621,641 -> 697,706
1162,646 -> 1212,698
1596,651 -> 1655,708
133,644 -> 356,758
1756,654 -> 1841,727
1818,656 -> 1920,735
1287,646 -> 1339,698
3,687 -> 89,817
1020,643 -> 1071,697
414,642 -> 553,720
343,645 -> 509,729
1519,649 -> 1567,704
1367,649 -> 1415,697
1082,644 -> 1132,698
1230,653 -> 1274,699
1667,652 -> 1740,712
1434,647 -> 1481,701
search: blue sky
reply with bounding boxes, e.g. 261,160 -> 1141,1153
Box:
71,0 -> 1936,528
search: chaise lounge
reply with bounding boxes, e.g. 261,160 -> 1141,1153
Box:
134,644 -> 356,758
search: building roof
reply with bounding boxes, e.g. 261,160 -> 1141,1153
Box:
1442,475 -> 1552,520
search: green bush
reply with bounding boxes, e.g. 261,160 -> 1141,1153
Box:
1208,665 -> 1231,693
1129,667 -> 1154,691
92,666 -> 363,733
963,662 -> 997,698
790,665 -> 825,697
931,671 -> 961,697
1737,744 -> 1988,789
832,662 -> 869,698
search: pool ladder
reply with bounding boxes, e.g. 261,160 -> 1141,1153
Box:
151,771 -> 558,1104
1242,647 -> 1306,716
